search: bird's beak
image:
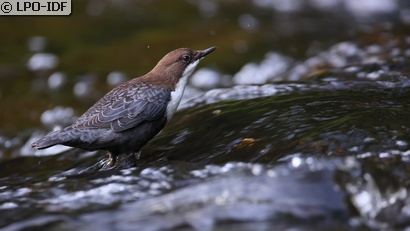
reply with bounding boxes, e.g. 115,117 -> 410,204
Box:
198,46 -> 216,59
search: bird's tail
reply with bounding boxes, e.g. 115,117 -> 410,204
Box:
31,130 -> 63,150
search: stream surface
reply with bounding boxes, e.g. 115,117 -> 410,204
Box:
2,74 -> 410,230
1,0 -> 410,230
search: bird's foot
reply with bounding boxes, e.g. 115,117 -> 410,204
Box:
105,152 -> 138,169
108,152 -> 117,167
133,151 -> 141,159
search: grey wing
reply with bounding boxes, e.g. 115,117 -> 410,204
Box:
74,86 -> 171,132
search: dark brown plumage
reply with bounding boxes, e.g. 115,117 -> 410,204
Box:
31,46 -> 216,166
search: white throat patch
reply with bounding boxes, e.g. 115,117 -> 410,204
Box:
166,59 -> 200,120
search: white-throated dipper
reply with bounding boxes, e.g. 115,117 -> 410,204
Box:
31,46 -> 216,166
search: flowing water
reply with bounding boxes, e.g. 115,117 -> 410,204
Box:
1,0 -> 410,230
2,74 -> 410,230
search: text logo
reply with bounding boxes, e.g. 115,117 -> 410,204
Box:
0,0 -> 71,15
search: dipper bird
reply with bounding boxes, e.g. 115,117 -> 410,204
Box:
31,46 -> 216,166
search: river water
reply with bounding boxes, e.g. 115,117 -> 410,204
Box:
1,0 -> 410,230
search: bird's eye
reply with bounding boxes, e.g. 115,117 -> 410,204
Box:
182,55 -> 191,63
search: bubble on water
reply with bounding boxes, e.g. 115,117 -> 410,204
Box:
44,183 -> 134,209
344,0 -> 398,17
325,42 -> 364,68
15,187 -> 32,197
266,169 -> 276,178
290,156 -> 302,168
396,140 -> 408,147
140,167 -> 156,176
190,68 -> 220,89
107,71 -> 127,86
73,81 -> 91,97
48,72 -> 66,90
251,164 -> 263,176
233,52 -> 291,84
390,48 -> 401,57
27,53 -> 58,71
288,63 -> 308,81
379,152 -> 390,158
0,202 -> 18,209
150,181 -> 171,190
366,71 -> 382,80
40,106 -> 76,126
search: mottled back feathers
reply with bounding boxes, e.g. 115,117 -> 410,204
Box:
74,81 -> 171,132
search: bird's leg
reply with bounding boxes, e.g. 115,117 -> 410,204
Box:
108,151 -> 117,167
133,151 -> 141,159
